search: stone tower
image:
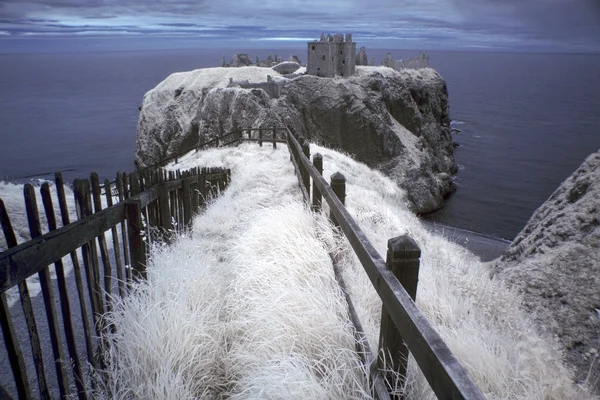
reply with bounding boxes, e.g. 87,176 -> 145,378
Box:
307,33 -> 356,78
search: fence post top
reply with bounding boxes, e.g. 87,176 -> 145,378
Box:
330,172 -> 345,183
313,153 -> 323,160
388,235 -> 421,259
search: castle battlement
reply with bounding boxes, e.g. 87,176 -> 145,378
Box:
307,33 -> 356,78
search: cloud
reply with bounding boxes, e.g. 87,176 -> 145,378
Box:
0,0 -> 598,52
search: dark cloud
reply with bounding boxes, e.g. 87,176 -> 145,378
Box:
0,0 -> 598,52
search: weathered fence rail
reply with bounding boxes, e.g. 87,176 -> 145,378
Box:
147,127 -> 288,169
285,128 -> 485,400
0,166 -> 230,399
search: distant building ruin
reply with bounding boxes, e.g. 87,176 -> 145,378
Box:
307,33 -> 356,78
381,52 -> 430,71
228,75 -> 282,99
221,54 -> 303,68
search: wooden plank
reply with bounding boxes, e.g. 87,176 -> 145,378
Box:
73,180 -> 104,339
158,182 -> 172,234
130,172 -> 140,196
104,179 -> 125,298
312,153 -> 323,211
301,142 -> 310,195
125,199 -> 146,280
40,184 -> 87,400
129,185 -> 159,209
0,199 -> 33,400
116,173 -> 131,283
0,196 -> 125,294
1,199 -> 49,399
121,172 -> 130,200
182,177 -> 191,226
81,180 -> 105,318
0,294 -> 32,400
55,173 -> 96,370
286,131 -> 485,400
287,143 -> 310,204
23,184 -> 70,399
90,174 -> 113,317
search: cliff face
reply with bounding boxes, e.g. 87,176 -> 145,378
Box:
136,66 -> 457,213
493,150 -> 600,389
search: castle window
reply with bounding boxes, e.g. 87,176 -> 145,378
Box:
322,55 -> 325,61
342,60 -> 345,64
312,45 -> 315,51
331,56 -> 334,61
340,50 -> 343,55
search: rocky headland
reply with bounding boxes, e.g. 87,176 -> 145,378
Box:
136,63 -> 457,213
493,150 -> 600,390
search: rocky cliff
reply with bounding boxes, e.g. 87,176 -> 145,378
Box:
493,150 -> 600,390
136,65 -> 457,213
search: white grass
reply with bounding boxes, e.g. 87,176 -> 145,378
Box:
95,143 -> 595,399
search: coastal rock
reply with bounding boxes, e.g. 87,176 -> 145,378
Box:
493,150 -> 600,389
272,61 -> 300,75
136,65 -> 457,213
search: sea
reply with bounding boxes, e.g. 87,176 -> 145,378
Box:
1,48 -> 599,241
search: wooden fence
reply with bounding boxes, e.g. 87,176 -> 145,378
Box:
285,129 -> 486,400
148,127 -> 288,168
0,166 -> 230,399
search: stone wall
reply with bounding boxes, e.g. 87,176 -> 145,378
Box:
229,76 -> 282,99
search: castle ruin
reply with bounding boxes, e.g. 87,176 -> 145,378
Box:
307,33 -> 356,78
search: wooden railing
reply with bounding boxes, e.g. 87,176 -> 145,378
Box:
148,127 -> 289,168
285,129 -> 485,400
0,166 -> 230,400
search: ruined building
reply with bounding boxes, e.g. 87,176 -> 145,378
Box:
307,33 -> 356,78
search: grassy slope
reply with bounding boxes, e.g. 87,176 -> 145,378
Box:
98,143 -> 593,399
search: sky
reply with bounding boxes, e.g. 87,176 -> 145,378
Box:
0,0 -> 599,53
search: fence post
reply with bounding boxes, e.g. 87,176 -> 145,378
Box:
312,153 -> 323,211
302,141 -> 310,194
272,128 -> 277,149
125,199 -> 147,280
330,172 -> 345,227
182,177 -> 192,226
158,183 -> 172,234
378,235 -> 421,398
259,128 -> 263,147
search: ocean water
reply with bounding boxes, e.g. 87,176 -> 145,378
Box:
0,48 -> 599,240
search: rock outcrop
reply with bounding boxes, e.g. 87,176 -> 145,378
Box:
136,65 -> 457,213
493,150 -> 600,389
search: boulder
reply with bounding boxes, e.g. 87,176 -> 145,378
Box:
493,150 -> 600,389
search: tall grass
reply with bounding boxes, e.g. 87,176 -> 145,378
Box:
96,143 -> 594,399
